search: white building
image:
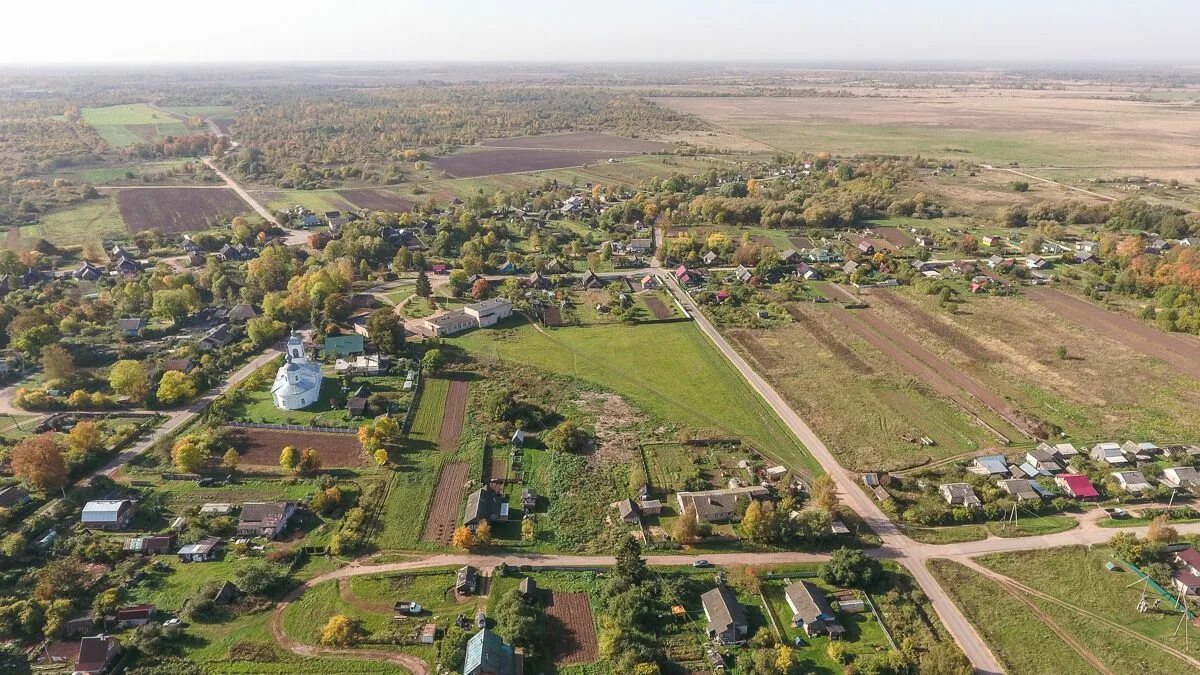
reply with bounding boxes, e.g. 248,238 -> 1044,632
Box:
271,334 -> 322,410
418,298 -> 513,337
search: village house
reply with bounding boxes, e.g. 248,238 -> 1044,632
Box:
455,565 -> 479,595
856,240 -> 875,256
785,580 -> 845,639
639,498 -> 663,516
462,628 -> 523,675
1121,440 -> 1162,460
74,261 -> 105,281
1024,254 -> 1048,270
1111,471 -> 1153,495
640,274 -> 659,290
915,235 -> 935,248
464,487 -> 506,529
969,454 -> 1010,476
580,270 -> 604,289
734,265 -> 753,283
116,318 -> 145,338
615,498 -> 640,524
198,324 -> 234,351
224,303 -> 258,323
939,483 -> 981,508
842,260 -> 859,275
335,353 -> 388,376
702,251 -> 719,266
1172,548 -> 1200,596
676,485 -> 770,523
0,485 -> 30,508
1090,442 -> 1129,465
778,248 -> 801,264
1161,466 -> 1200,492
674,265 -> 704,285
115,604 -> 156,628
178,537 -> 220,562
74,635 -> 121,675
998,479 -> 1042,502
1055,473 -> 1099,499
81,500 -> 138,530
237,501 -> 296,540
795,262 -> 822,280
702,585 -> 748,645
981,235 -> 1002,247
186,251 -> 206,267
1024,448 -> 1062,473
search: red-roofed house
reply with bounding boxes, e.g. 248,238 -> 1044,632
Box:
674,265 -> 703,285
1174,548 -> 1200,595
1055,473 -> 1099,499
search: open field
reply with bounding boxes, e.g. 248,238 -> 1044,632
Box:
338,189 -> 415,212
81,103 -> 191,147
11,197 -> 127,248
407,378 -> 448,450
1027,286 -> 1200,381
431,147 -> 618,178
451,317 -> 819,476
481,132 -> 669,153
656,93 -> 1200,167
726,304 -> 998,471
161,105 -> 236,118
420,461 -> 468,544
117,187 -> 249,233
257,189 -> 357,216
230,427 -> 365,468
861,287 -> 1200,443
437,380 -> 468,450
543,591 -> 600,666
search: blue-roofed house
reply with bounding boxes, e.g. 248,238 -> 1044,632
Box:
463,628 -> 522,675
969,454 -> 1009,476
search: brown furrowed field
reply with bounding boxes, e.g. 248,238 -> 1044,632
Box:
656,92 -> 1200,167
644,295 -> 672,320
229,427 -> 365,467
118,187 -> 248,233
482,132 -> 669,153
544,591 -> 600,665
431,148 -> 617,178
421,461 -> 469,544
438,380 -> 468,450
861,287 -> 1200,444
339,189 -> 415,212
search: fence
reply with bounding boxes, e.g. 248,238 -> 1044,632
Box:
399,363 -> 423,435
226,421 -> 357,435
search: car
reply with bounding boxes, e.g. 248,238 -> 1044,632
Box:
692,560 -> 712,568
164,618 -> 186,627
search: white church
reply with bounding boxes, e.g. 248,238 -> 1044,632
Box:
271,333 -> 323,410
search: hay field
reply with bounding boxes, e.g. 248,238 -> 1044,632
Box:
656,92 -> 1200,168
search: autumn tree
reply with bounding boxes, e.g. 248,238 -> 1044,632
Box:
1147,514 -> 1179,545
470,278 -> 490,299
810,475 -> 840,515
475,520 -> 492,545
171,437 -> 207,473
673,504 -> 699,543
109,360 -> 149,401
320,615 -> 359,647
373,449 -> 389,466
41,345 -> 75,382
365,309 -> 405,355
279,446 -> 299,472
521,517 -> 535,542
222,448 -> 240,471
65,421 -> 103,457
451,526 -> 476,550
12,433 -> 68,491
156,371 -> 197,406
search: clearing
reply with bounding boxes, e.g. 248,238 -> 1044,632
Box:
229,427 -> 365,468
118,187 -> 250,233
420,461 -> 469,544
338,189 -> 415,212
543,591 -> 600,666
81,103 -> 191,148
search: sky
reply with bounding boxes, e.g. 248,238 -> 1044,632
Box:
4,0 -> 1198,64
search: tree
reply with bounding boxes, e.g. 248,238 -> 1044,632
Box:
673,504 -> 699,543
12,434 -> 68,491
41,345 -> 75,382
1146,514 -> 1179,545
470,278 -> 490,299
0,532 -> 27,558
741,500 -> 766,542
811,475 -> 840,514
222,448 -> 240,471
415,270 -> 432,298
373,449 -> 389,466
521,517 -> 535,542
919,641 -> 973,675
632,664 -> 661,675
365,309 -> 405,355
152,286 -> 200,324
437,625 -> 468,672
728,564 -> 761,595
279,446 -> 299,472
246,317 -> 288,346
235,560 -> 288,595
65,421 -> 103,457
92,588 -> 119,617
493,588 -> 540,657
109,360 -> 149,401
544,420 -> 586,453
320,615 -> 358,647
819,547 -> 882,589
422,348 -> 445,374
614,535 -> 646,584
171,437 -> 207,473
298,448 -> 322,474
451,526 -> 476,550
475,520 -> 492,545
156,370 -> 197,405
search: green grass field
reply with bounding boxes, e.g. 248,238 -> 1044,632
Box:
406,378 -> 448,450
258,189 -> 357,215
81,103 -> 190,147
162,105 -> 236,118
231,374 -> 358,428
451,317 -> 819,476
14,197 -> 128,248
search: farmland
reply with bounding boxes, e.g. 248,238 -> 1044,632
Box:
230,427 -> 365,468
437,380 -> 469,450
420,461 -> 469,544
450,316 -> 819,476
11,197 -> 127,248
543,591 -> 601,665
80,103 -> 191,148
481,132 -> 670,153
339,189 -> 415,212
117,187 -> 251,233
656,92 -> 1200,167
431,147 -> 621,179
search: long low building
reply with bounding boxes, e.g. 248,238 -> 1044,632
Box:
676,485 -> 769,523
418,298 -> 514,337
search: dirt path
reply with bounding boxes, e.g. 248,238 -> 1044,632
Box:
420,462 -> 469,544
988,572 -> 1117,674
982,164 -> 1117,202
437,381 -> 468,450
1028,286 -> 1200,381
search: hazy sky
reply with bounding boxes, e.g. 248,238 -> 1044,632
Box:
5,0 -> 1198,64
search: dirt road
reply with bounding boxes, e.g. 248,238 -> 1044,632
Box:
1028,286 -> 1200,380
981,164 -> 1116,202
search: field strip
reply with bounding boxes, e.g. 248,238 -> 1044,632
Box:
961,558 -> 1200,670
420,461 -> 469,544
1027,286 -> 1200,381
981,165 -> 1116,202
992,576 -> 1116,674
437,380 -> 468,450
